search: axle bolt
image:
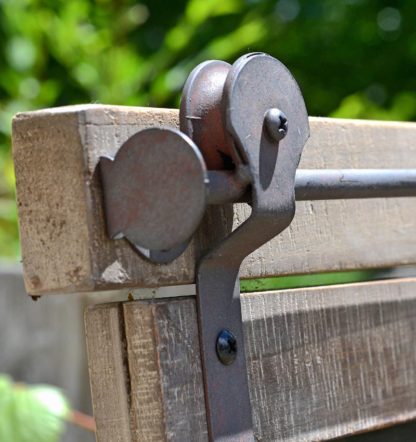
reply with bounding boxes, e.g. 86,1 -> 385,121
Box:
265,108 -> 288,141
216,329 -> 237,365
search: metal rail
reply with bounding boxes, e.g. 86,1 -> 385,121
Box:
207,169 -> 416,205
295,169 -> 416,200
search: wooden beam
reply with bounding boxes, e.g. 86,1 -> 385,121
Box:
85,278 -> 416,441
13,105 -> 416,295
84,303 -> 132,442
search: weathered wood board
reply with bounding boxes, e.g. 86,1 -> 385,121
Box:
85,278 -> 416,441
84,304 -> 131,442
13,105 -> 416,295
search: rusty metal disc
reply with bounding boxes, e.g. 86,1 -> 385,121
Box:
180,60 -> 240,170
100,128 -> 208,253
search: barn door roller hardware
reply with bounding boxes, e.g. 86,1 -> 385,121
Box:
99,53 -> 416,441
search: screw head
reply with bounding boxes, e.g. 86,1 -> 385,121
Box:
264,108 -> 288,141
216,329 -> 237,365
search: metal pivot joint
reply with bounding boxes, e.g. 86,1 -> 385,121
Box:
98,52 -> 416,442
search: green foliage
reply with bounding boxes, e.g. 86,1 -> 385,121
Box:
0,0 -> 415,258
241,269 -> 379,292
0,375 -> 70,442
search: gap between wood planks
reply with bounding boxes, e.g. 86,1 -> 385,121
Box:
83,266 -> 416,304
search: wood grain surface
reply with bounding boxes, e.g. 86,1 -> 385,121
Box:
85,278 -> 416,441
84,303 -> 132,442
13,105 -> 416,295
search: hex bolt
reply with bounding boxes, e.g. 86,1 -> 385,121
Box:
264,108 -> 288,141
216,329 -> 237,365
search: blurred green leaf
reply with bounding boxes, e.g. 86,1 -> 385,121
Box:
5,38 -> 37,72
0,375 -> 70,442
241,270 -> 379,292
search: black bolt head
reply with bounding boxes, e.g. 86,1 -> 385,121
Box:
216,329 -> 237,365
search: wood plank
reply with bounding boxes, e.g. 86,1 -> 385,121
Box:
122,302 -> 166,441
243,278 -> 416,441
84,303 -> 132,442
123,299 -> 208,441
86,298 -> 208,442
85,278 -> 416,441
13,105 -> 416,295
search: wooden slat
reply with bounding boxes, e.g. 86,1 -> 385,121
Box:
123,299 -> 208,441
13,105 -> 416,295
122,302 -> 166,441
86,298 -> 208,442
243,278 -> 416,441
85,278 -> 416,441
84,304 -> 131,442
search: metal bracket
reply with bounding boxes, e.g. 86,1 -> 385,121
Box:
99,52 -> 416,441
181,53 -> 309,441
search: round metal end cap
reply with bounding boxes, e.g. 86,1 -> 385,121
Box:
103,128 -> 208,252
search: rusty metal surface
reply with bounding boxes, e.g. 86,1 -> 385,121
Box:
99,127 -> 207,260
180,60 -> 239,170
193,53 -> 310,442
206,169 -> 250,205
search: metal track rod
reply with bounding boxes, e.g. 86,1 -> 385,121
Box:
295,169 -> 416,200
207,169 -> 416,204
